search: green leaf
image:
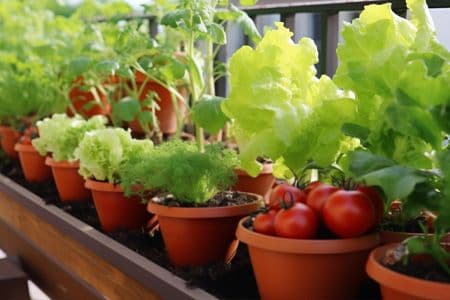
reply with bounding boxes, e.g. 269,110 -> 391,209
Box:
113,97 -> 141,122
67,56 -> 91,77
341,123 -> 370,141
207,23 -> 226,45
160,9 -> 191,29
191,95 -> 230,134
94,60 -> 119,75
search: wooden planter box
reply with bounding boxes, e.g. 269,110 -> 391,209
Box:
0,174 -> 216,300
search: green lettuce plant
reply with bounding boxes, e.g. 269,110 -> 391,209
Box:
32,114 -> 107,162
119,140 -> 238,204
74,128 -> 153,184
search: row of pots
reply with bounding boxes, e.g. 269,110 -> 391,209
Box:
2,140 -> 448,300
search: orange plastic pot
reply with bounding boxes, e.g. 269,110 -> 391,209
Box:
366,243 -> 450,300
67,77 -> 110,118
147,194 -> 263,267
85,180 -> 150,232
45,157 -> 90,202
128,72 -> 187,134
237,219 -> 380,300
232,163 -> 275,201
0,126 -> 20,158
14,143 -> 51,182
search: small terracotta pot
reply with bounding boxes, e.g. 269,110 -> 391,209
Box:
85,180 -> 150,232
45,157 -> 90,202
237,219 -> 380,300
14,143 -> 51,182
0,126 -> 20,158
232,163 -> 275,201
147,194 -> 263,267
128,72 -> 187,134
67,77 -> 110,118
366,243 -> 450,300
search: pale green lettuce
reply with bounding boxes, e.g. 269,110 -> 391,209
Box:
222,22 -> 356,177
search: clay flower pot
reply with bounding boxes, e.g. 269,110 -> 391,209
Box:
366,243 -> 450,300
67,77 -> 110,118
85,180 -> 150,232
237,219 -> 380,300
147,194 -> 263,267
45,157 -> 90,202
232,163 -> 275,201
14,143 -> 51,182
128,72 -> 187,134
0,126 -> 20,158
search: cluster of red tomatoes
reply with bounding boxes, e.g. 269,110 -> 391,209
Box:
253,182 -> 384,239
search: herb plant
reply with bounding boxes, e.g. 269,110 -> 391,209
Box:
119,140 -> 238,204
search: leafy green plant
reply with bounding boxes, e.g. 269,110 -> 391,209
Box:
119,140 -> 238,204
221,22 -> 357,178
32,114 -> 107,162
74,127 -> 153,183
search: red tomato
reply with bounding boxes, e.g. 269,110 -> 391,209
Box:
303,181 -> 325,195
253,210 -> 277,236
357,185 -> 384,227
306,184 -> 339,216
269,184 -> 306,210
323,190 -> 375,238
274,203 -> 318,239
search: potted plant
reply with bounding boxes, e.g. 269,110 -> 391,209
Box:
119,139 -> 263,267
74,127 -> 153,232
32,114 -> 107,201
334,0 -> 450,243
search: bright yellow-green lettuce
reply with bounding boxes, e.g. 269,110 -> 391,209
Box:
75,128 -> 153,183
222,22 -> 356,177
32,114 -> 107,162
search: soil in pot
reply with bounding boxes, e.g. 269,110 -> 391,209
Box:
367,243 -> 450,300
147,191 -> 263,267
380,214 -> 437,244
85,180 -> 150,232
14,143 -> 52,182
45,157 -> 90,202
237,217 -> 380,300
0,126 -> 20,158
232,161 -> 275,201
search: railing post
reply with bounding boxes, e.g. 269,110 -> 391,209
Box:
320,11 -> 339,76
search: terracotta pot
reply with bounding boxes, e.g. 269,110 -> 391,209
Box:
45,157 -> 90,202
128,72 -> 187,134
237,219 -> 380,300
232,163 -> 275,201
0,126 -> 20,158
85,180 -> 150,232
67,77 -> 110,118
147,194 -> 263,267
14,143 -> 51,182
366,243 -> 450,300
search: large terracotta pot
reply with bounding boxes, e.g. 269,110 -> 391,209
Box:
237,219 -> 380,300
128,72 -> 187,134
14,143 -> 51,182
67,77 -> 110,118
45,157 -> 90,202
0,126 -> 20,158
85,180 -> 150,232
147,194 -> 263,267
366,243 -> 450,300
232,163 -> 275,201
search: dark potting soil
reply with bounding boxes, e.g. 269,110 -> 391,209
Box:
385,258 -> 450,284
380,215 -> 430,234
155,191 -> 259,208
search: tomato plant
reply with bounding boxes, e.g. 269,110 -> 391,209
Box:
253,210 -> 277,236
274,203 -> 318,239
306,184 -> 339,216
322,190 -> 375,238
303,181 -> 325,195
269,183 -> 306,210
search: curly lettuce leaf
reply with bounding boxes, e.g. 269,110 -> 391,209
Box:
222,23 -> 355,177
75,128 -> 153,183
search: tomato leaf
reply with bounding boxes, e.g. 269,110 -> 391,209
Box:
191,95 -> 230,134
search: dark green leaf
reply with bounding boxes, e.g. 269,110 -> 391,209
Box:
341,123 -> 370,141
191,95 -> 230,134
113,97 -> 141,121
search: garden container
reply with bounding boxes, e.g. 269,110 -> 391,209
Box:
236,218 -> 380,300
366,243 -> 450,300
85,179 -> 150,232
14,143 -> 51,182
0,126 -> 20,158
45,157 -> 90,202
147,194 -> 262,267
233,163 -> 275,201
67,77 -> 110,118
128,71 -> 187,134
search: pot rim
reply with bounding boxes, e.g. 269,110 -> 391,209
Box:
85,179 -> 124,193
0,125 -> 17,132
147,192 -> 263,219
45,156 -> 79,169
236,217 -> 380,254
235,163 -> 273,176
366,243 -> 450,299
14,143 -> 38,153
